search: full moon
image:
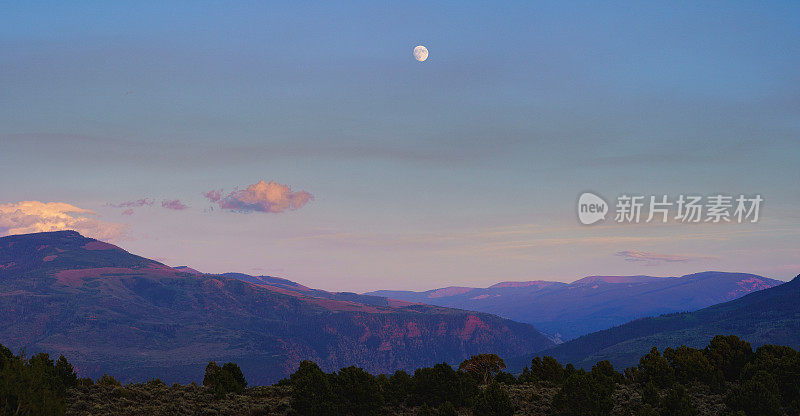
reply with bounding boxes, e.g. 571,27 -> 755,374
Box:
413,45 -> 428,62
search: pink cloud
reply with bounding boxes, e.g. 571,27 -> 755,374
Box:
162,199 -> 189,210
203,189 -> 222,203
204,180 -> 313,213
121,208 -> 134,216
0,201 -> 129,241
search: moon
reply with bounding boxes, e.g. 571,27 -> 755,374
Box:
413,45 -> 428,62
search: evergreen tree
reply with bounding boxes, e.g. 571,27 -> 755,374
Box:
638,347 -> 674,388
704,335 -> 753,382
333,366 -> 384,416
725,371 -> 782,416
551,370 -> 614,416
664,346 -> 713,385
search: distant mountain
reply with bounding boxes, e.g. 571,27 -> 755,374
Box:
368,272 -> 782,341
0,231 -> 553,384
507,274 -> 800,372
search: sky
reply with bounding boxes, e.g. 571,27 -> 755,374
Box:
1,1 -> 799,292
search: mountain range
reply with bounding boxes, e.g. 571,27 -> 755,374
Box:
0,231 -> 553,384
507,273 -> 800,372
368,272 -> 782,341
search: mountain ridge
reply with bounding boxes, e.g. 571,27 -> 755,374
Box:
0,231 -> 553,384
367,271 -> 783,340
506,273 -> 800,372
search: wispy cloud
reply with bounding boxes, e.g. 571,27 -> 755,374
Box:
107,198 -> 154,208
615,250 -> 717,266
161,199 -> 188,210
0,201 -> 129,240
204,180 -> 312,213
121,208 -> 134,216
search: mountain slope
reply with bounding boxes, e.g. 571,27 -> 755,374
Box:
508,274 -> 800,371
0,231 -> 553,384
368,272 -> 782,340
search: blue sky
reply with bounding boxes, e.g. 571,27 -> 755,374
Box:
1,1 -> 799,291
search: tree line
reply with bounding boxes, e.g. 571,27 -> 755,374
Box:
1,334 -> 798,415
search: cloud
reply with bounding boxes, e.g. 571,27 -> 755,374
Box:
616,250 -> 716,265
121,208 -> 134,216
107,198 -> 154,208
0,201 -> 129,240
161,199 -> 189,210
204,180 -> 313,213
203,189 -> 222,203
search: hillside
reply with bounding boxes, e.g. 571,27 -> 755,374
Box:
368,272 -> 782,340
508,273 -> 800,371
0,231 -> 553,384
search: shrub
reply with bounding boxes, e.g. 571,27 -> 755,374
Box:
416,404 -> 435,416
641,381 -> 659,407
77,377 -> 94,386
660,384 -> 698,416
624,366 -> 639,383
97,373 -> 121,386
436,401 -> 458,416
473,382 -> 514,416
493,371 -> 516,384
636,404 -> 659,416
145,378 -> 166,388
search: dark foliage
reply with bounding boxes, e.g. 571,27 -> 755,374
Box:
473,382 -> 515,416
288,360 -> 384,416
641,381 -> 660,407
551,370 -> 614,416
386,370 -> 412,405
0,347 -> 77,415
410,363 -> 478,408
637,347 -> 674,388
704,335 -> 753,382
519,356 -> 564,384
740,344 -> 800,410
458,354 -> 506,385
590,360 -> 623,385
204,361 -> 247,398
725,371 -> 783,416
664,346 -> 714,385
493,371 -> 517,384
332,366 -> 384,416
660,384 -> 698,416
